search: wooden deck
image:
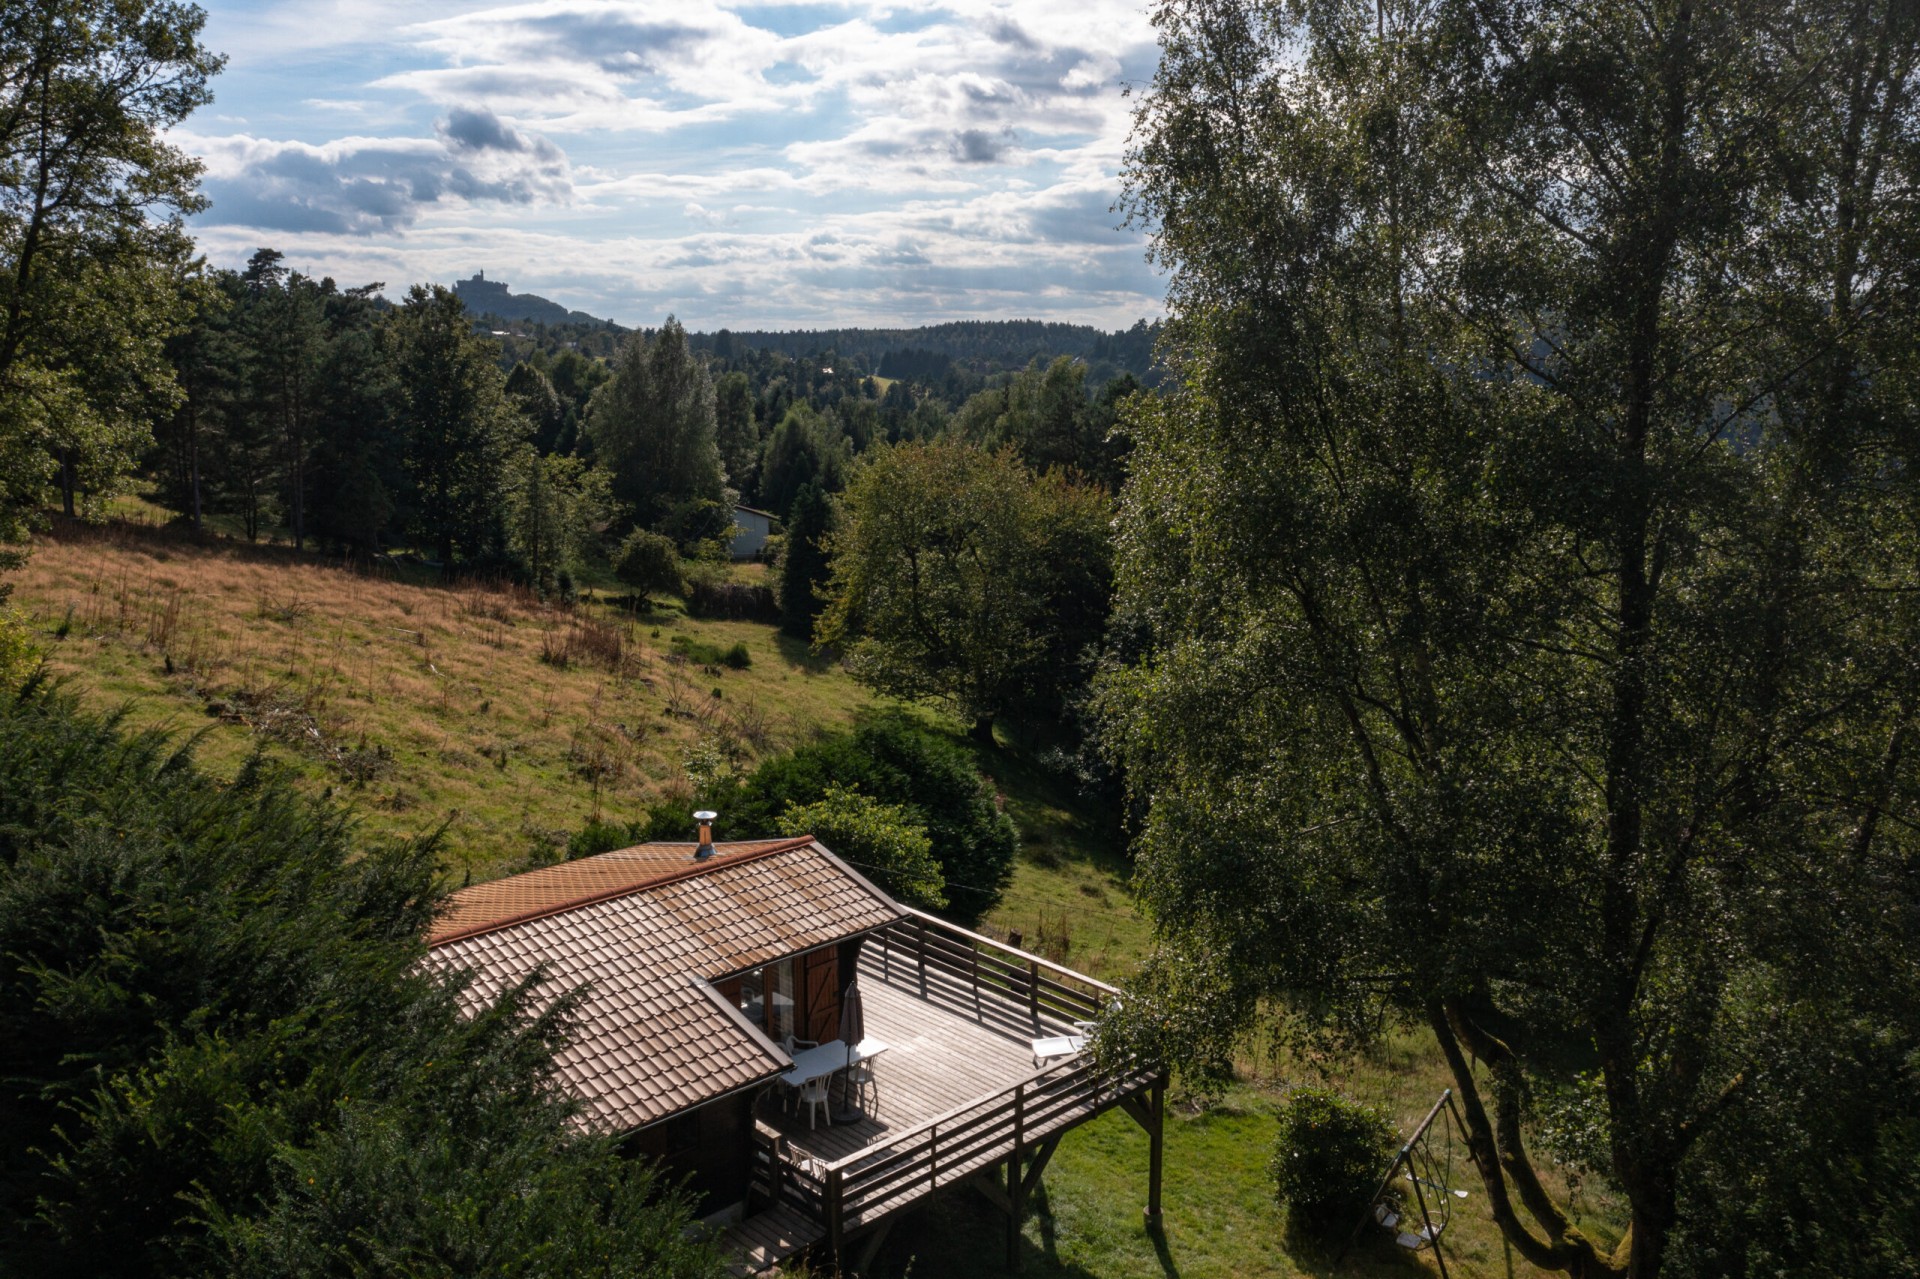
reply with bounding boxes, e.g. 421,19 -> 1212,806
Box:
757,949 -> 1076,1164
724,911 -> 1165,1276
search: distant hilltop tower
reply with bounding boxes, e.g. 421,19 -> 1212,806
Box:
456,271 -> 513,309
451,270 -> 593,327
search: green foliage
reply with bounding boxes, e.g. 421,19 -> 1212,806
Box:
502,446 -> 613,594
568,817 -> 634,860
1110,2 -> 1920,1274
613,527 -> 683,599
951,356 -> 1131,490
733,714 -> 1016,921
714,369 -> 758,489
661,496 -> 736,553
778,783 -> 945,910
669,633 -> 741,669
0,0 -> 220,549
0,609 -> 40,693
756,402 -> 848,519
818,439 -> 1112,738
587,318 -> 724,531
1269,1088 -> 1395,1240
779,482 -> 833,639
388,285 -> 522,569
0,687 -> 720,1279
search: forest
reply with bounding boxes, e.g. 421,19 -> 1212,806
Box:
2,1 -> 1918,1278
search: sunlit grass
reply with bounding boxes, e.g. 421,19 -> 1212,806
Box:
9,518 -> 871,877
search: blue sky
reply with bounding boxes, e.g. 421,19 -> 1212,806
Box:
181,0 -> 1167,330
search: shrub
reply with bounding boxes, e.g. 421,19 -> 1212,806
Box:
568,817 -> 635,860
613,528 -> 683,599
779,784 -> 945,909
687,579 -> 779,622
732,712 -> 1017,921
0,686 -> 720,1278
0,608 -> 40,693
1270,1087 -> 1396,1240
722,641 -> 751,669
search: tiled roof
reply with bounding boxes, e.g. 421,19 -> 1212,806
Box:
429,838 -> 808,944
422,838 -> 902,1132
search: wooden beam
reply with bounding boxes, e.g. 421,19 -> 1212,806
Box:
1145,1076 -> 1165,1228
851,1217 -> 895,1276
972,1168 -> 1012,1216
1020,1135 -> 1061,1198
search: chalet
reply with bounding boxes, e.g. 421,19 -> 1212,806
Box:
426,824 -> 1165,1275
729,506 -> 776,561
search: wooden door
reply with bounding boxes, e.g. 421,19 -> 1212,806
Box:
800,947 -> 839,1043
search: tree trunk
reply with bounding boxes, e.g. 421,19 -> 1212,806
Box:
58,448 -> 75,517
188,407 -> 202,534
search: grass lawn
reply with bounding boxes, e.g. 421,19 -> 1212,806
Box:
6,512 -> 1626,1279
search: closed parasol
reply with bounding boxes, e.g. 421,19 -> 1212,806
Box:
834,978 -> 866,1116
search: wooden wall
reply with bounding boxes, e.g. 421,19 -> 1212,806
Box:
625,1090 -> 754,1214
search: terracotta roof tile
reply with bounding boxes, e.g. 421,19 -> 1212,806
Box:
422,838 -> 901,1133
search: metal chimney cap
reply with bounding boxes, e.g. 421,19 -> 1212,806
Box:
693,809 -> 718,821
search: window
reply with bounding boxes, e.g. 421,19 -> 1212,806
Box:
733,959 -> 795,1042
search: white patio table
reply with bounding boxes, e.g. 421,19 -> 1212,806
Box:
779,1036 -> 889,1088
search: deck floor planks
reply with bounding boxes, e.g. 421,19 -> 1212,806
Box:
758,951 -> 1068,1167
727,949 -> 1145,1271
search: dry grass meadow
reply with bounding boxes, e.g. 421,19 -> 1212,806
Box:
8,516 -> 872,877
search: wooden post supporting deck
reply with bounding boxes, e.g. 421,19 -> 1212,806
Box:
1146,1075 -> 1166,1227
1007,1081 -> 1027,1271
827,1166 -> 844,1264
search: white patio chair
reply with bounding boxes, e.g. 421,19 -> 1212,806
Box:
777,1034 -> 817,1112
846,1058 -> 880,1115
797,1074 -> 833,1129
1031,1019 -> 1097,1067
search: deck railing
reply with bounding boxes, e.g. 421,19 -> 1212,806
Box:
873,907 -> 1117,1032
742,910 -> 1151,1255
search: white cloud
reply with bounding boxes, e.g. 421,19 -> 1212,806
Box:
185,0 -> 1166,326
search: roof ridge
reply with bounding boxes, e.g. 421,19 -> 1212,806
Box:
427,834 -> 817,948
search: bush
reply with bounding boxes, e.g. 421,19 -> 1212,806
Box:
1270,1087 -> 1396,1239
722,641 -> 751,669
614,528 -> 684,599
0,686 -> 720,1278
779,784 -> 945,909
662,498 -> 737,552
0,608 -> 40,693
687,579 -> 779,622
568,817 -> 636,860
732,712 -> 1017,921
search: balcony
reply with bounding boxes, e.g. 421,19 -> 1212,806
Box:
721,910 -> 1165,1276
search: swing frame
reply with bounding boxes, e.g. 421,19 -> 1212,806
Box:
1335,1088 -> 1473,1278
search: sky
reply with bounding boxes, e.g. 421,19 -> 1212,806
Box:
181,0 -> 1168,331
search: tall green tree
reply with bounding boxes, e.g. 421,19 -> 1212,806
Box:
0,0 -> 220,552
1102,3 -> 1920,1278
714,368 -> 757,488
309,281 -> 401,558
778,481 -> 832,639
819,439 -> 1111,742
234,250 -> 325,549
586,318 -> 724,530
755,401 -> 847,519
389,285 -> 521,570
502,446 -> 613,594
